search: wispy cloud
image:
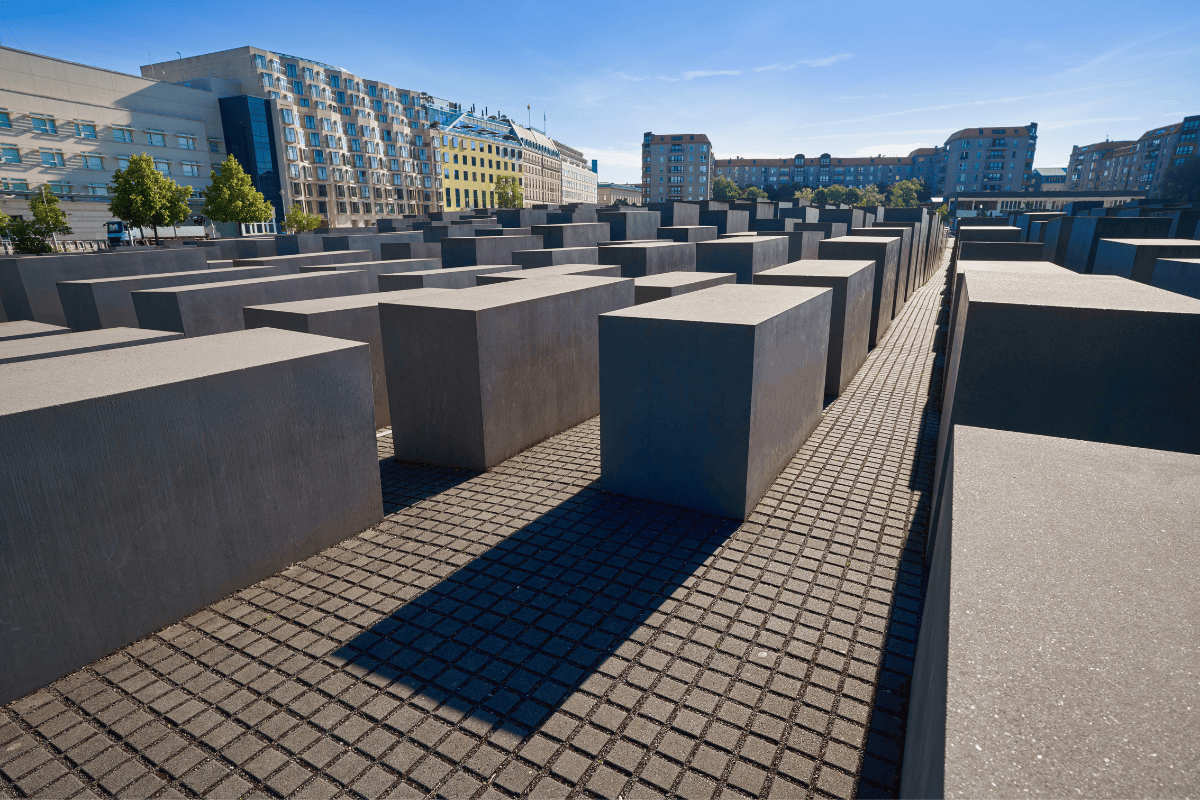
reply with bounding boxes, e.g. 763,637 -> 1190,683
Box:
679,69 -> 742,81
752,54 -> 855,73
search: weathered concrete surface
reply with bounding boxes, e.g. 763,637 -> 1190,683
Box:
1093,238 -> 1200,283
696,236 -> 789,284
378,264 -> 519,291
58,266 -> 284,331
322,233 -> 423,261
647,202 -> 700,227
512,247 -> 599,268
1015,212 -> 1065,242
818,209 -> 865,230
194,239 -> 240,261
474,264 -> 621,284
731,201 -> 774,223
0,249 -> 209,325
596,212 -> 661,242
852,227 -> 913,318
598,241 -> 697,277
133,271 -> 370,337
599,284 -> 831,520
299,259 -> 439,291
0,320 -> 70,342
778,207 -> 820,223
818,236 -> 899,347
753,219 -> 797,232
273,234 -> 326,256
441,235 -> 544,269
494,208 -> 549,228
0,328 -> 382,707
633,271 -> 736,304
957,241 -> 1045,263
698,209 -> 750,235
475,228 -> 532,237
754,230 -> 825,262
0,327 -> 182,365
379,241 -> 442,261
1150,257 -> 1200,300
232,250 -> 372,274
755,260 -> 874,396
381,276 -> 633,470
1063,217 -> 1173,273
657,225 -> 718,243
232,238 -> 278,259
903,426 -> 1200,800
1040,216 -> 1078,265
244,289 -> 451,429
528,224 -> 610,249
1156,208 -> 1200,239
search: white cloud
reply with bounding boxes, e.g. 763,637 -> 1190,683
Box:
802,53 -> 855,67
578,146 -> 642,184
853,143 -> 933,157
679,69 -> 742,81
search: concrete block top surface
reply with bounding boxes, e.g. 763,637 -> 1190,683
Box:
940,425 -> 1200,799
757,260 -> 876,279
383,275 -> 630,312
964,271 -> 1200,314
603,283 -> 829,326
0,327 -> 181,364
956,261 -> 1071,275
135,271 -> 364,296
244,288 -> 452,316
1099,237 -> 1200,248
239,250 -> 372,264
0,321 -> 70,341
0,328 -> 364,416
633,272 -> 737,289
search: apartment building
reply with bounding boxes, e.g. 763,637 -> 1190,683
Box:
1065,116 -> 1199,196
556,140 -> 597,204
597,182 -> 642,205
436,114 -> 520,210
716,153 -> 919,191
641,132 -> 714,204
0,46 -> 226,239
1065,140 -> 1136,193
1033,167 -> 1067,191
939,123 -> 1037,195
143,47 -> 442,225
510,123 -> 560,206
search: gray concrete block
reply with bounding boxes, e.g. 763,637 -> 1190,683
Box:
754,230 -> 825,262
1156,208 -> 1200,239
494,209 -> 548,228
1150,257 -> 1200,300
698,210 -> 750,235
546,209 -> 598,224
475,264 -> 621,284
475,227 -> 532,237
0,249 -> 209,325
599,241 -> 697,277
322,233 -> 422,261
633,272 -> 736,305
957,241 -> 1045,262
1040,216 -> 1077,265
755,260 -> 873,396
596,211 -> 661,242
657,226 -> 718,243
375,219 -> 414,233
232,250 -> 373,273
1014,212 -> 1065,242
817,208 -> 864,230
696,236 -> 789,285
381,276 -> 634,470
903,426 -> 1200,800
528,223 -> 610,249
648,202 -> 700,227
133,271 -> 370,337
195,239 -> 240,261
1092,238 -> 1200,283
852,227 -> 913,318
441,235 -> 544,269
0,327 -> 381,706
0,327 -> 182,365
244,289 -> 451,429
788,221 -> 849,240
0,321 -> 71,342
513,247 -> 600,269
731,201 -> 774,221
598,284 -> 831,519
380,241 -> 442,261
817,236 -> 899,347
378,264 -> 519,290
754,219 -> 797,232
233,238 -> 277,259
1063,217 -> 1173,273
956,225 -> 1021,243
778,207 -> 820,223
58,266 -> 284,331
273,234 -> 325,255
298,258 -> 439,291
883,208 -> 928,224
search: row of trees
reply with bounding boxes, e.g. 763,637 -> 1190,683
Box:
713,175 -> 933,208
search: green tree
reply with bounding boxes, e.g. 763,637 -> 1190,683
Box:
1161,157 -> 1200,203
202,154 -> 274,227
887,179 -> 922,208
935,203 -> 949,219
108,153 -> 193,245
284,203 -> 323,233
712,176 -> 742,201
820,185 -> 857,205
855,185 -> 886,207
743,185 -> 767,200
794,187 -> 815,203
1,187 -> 74,254
495,176 -> 524,209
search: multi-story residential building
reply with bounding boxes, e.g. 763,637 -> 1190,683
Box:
908,147 -> 940,190
641,132 -> 714,204
507,124 -> 560,206
1033,167 -> 1067,191
597,182 -> 642,205
143,47 -> 442,225
1065,140 -> 1136,193
435,114 -> 520,210
0,46 -> 226,240
939,123 -> 1037,195
556,140 -> 597,204
1062,116 -> 1198,196
716,153 -> 919,192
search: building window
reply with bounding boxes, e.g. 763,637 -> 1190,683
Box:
1175,145 -> 1194,155
82,154 -> 103,170
111,127 -> 134,143
41,150 -> 65,167
178,135 -> 196,150
154,159 -> 170,174
182,162 -> 200,177
31,116 -> 57,134
47,182 -> 71,194
147,131 -> 166,147
0,110 -> 10,128
208,139 -> 221,153
75,122 -> 97,139
87,183 -> 108,196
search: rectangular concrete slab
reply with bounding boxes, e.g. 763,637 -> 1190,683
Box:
1093,238 -> 1200,284
494,208 -> 549,228
818,236 -> 899,348
133,271 -> 370,337
0,320 -> 70,342
512,247 -> 599,268
597,211 -> 661,241
475,264 -> 621,284
378,264 -> 519,291
817,208 -> 864,230
755,230 -> 826,263
957,241 -> 1045,262
273,234 -> 326,255
380,276 -> 634,470
598,284 -> 831,520
852,227 -> 913,318
755,260 -> 874,396
440,235 -> 544,269
657,226 -> 718,243
0,327 -> 182,364
1015,212 -> 1065,242
232,250 -> 373,273
1040,216 -> 1078,265
633,272 -> 736,305
699,210 -> 750,235
599,241 -> 697,277
298,258 -> 439,291
244,289 -> 451,429
1150,257 -> 1200,300
648,202 -> 700,227
58,266 -> 285,331
379,241 -> 442,261
696,236 -> 789,285
0,328 -> 382,706
528,224 -> 610,249
778,207 -> 820,223
788,221 -> 849,241
322,233 -> 423,261
903,426 -> 1200,800
1063,217 -> 1173,273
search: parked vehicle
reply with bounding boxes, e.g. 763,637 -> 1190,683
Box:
106,220 -> 209,246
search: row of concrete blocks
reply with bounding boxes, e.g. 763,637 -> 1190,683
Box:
900,260 -> 1200,798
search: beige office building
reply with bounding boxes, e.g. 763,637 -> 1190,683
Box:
556,140 -> 597,204
509,123 -> 560,206
0,46 -> 226,240
597,182 -> 642,205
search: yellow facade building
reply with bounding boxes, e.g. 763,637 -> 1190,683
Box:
436,116 -> 521,210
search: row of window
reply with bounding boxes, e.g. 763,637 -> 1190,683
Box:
0,145 -> 203,176
0,111 -> 219,153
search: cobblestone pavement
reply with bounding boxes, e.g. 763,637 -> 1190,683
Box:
2,254 -> 948,800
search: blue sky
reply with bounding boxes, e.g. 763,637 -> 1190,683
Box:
3,0 -> 1198,185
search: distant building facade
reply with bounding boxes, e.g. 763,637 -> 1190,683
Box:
716,153 -> 919,192
939,123 -> 1037,195
0,46 -> 225,240
597,182 -> 642,205
1065,116 -> 1198,196
642,132 -> 714,204
1033,167 -> 1067,191
436,114 -> 517,210
556,140 -> 597,204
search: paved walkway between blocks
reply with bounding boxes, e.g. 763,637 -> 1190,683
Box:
1,252 -> 949,800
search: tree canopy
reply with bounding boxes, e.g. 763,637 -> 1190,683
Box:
1,188 -> 73,254
284,203 -> 323,233
712,176 -> 741,201
495,176 -> 524,209
202,154 -> 274,224
108,153 -> 192,243
887,179 -> 923,208
794,188 -> 815,203
743,185 -> 768,200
